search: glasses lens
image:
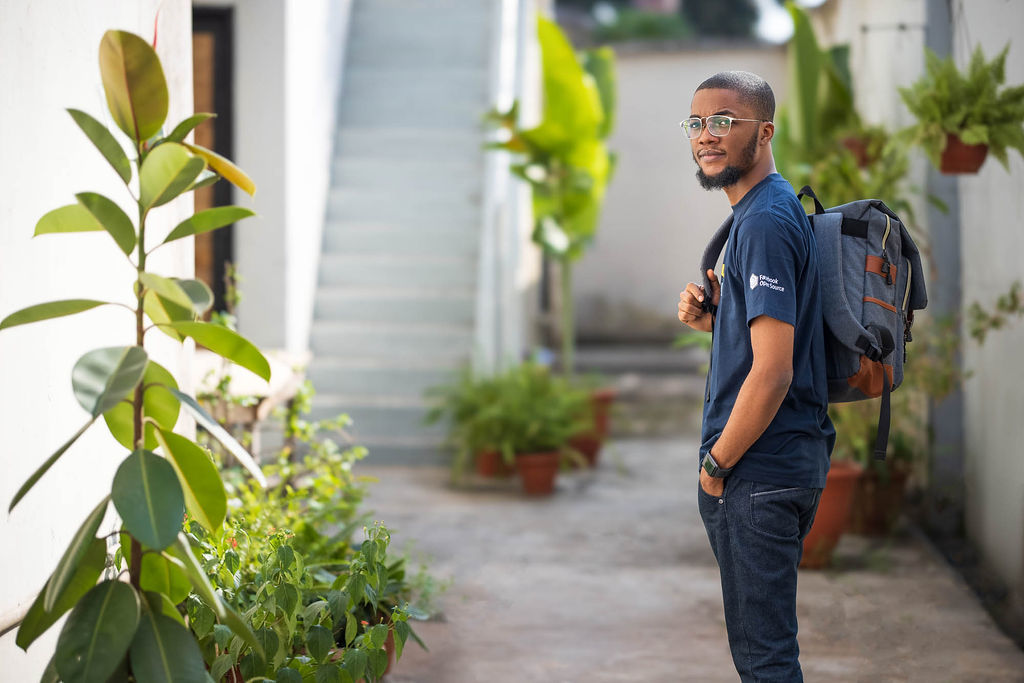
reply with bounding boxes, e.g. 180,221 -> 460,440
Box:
682,118 -> 703,139
706,116 -> 731,136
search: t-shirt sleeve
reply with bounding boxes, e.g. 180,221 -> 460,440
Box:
734,212 -> 804,327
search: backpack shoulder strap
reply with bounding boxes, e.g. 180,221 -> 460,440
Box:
699,214 -> 733,313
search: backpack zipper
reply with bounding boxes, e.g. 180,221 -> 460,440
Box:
880,215 -> 894,285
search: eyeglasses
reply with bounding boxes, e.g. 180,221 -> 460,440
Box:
679,115 -> 769,139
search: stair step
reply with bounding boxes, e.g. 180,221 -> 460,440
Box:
321,224 -> 478,257
325,188 -> 480,225
337,66 -> 489,128
332,157 -> 483,193
318,253 -> 477,288
308,396 -> 445,440
306,362 -> 459,398
314,287 -> 475,325
309,321 -> 473,358
334,127 -> 485,161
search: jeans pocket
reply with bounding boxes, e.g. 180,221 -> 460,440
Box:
748,483 -> 817,540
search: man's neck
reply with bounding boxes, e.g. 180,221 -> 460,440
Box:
723,158 -> 777,206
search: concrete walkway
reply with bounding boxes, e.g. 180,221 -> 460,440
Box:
361,438 -> 1024,682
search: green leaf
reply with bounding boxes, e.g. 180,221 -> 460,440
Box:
179,279 -> 214,316
276,583 -> 298,618
341,648 -> 367,681
166,113 -> 215,143
55,580 -> 140,683
275,668 -> 303,683
315,663 -> 343,683
112,450 -> 185,550
66,109 -> 132,183
256,628 -> 280,666
345,612 -> 357,646
394,621 -> 411,660
153,429 -> 226,532
44,495 -> 110,611
369,647 -> 388,679
17,538 -> 105,650
582,47 -> 617,139
34,204 -> 102,236
162,206 -> 255,245
0,299 -> 110,331
183,142 -> 256,196
129,611 -> 208,682
99,30 -> 168,142
140,553 -> 192,604
211,654 -> 235,682
104,359 -> 181,451
140,272 -> 194,313
72,346 -> 149,417
143,291 -> 189,340
75,192 -> 136,254
169,389 -> 267,486
167,321 -> 270,381
306,625 -> 333,662
8,419 -> 95,511
185,171 -> 220,193
140,142 -> 207,210
366,624 -> 388,650
40,655 -> 60,683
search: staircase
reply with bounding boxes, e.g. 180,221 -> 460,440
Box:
306,0 -> 497,463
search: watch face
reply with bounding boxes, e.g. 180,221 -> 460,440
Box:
702,456 -> 715,475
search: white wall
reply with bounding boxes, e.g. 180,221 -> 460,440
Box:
573,45 -> 787,342
195,0 -> 352,354
0,1 -> 194,678
954,0 -> 1024,615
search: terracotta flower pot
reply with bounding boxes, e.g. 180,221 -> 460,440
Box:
475,449 -> 515,478
800,460 -> 862,569
568,388 -> 617,467
515,451 -> 560,496
940,133 -> 988,173
849,465 -> 910,536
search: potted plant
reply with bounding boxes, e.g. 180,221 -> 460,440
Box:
899,44 -> 1024,174
799,457 -> 863,569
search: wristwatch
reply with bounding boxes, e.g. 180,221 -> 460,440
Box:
701,452 -> 733,478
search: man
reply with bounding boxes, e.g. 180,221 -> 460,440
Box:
677,71 -> 835,681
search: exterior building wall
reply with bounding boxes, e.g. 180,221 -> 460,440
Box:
573,44 -> 787,342
0,1 -> 195,677
194,0 -> 352,353
954,0 -> 1024,615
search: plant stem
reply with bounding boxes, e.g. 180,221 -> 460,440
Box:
559,260 -> 574,377
130,163 -> 148,591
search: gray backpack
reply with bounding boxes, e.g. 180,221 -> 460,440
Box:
699,185 -> 928,460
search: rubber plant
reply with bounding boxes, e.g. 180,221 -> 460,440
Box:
486,16 -> 617,375
2,30 -> 266,681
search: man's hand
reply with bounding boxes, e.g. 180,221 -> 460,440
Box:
699,468 -> 725,497
678,269 -> 721,333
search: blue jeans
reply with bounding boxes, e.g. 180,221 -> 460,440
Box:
698,476 -> 822,682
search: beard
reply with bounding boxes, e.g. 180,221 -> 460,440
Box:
694,130 -> 759,190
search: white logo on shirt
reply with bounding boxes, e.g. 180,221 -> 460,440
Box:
751,273 -> 786,292
749,273 -> 758,290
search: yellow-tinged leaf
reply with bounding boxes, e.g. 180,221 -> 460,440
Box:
183,142 -> 255,196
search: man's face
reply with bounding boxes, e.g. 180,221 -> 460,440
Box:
689,88 -> 763,191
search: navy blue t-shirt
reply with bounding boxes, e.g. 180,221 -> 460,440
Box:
700,173 -> 835,489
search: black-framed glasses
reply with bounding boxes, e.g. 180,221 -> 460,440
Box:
679,115 -> 769,139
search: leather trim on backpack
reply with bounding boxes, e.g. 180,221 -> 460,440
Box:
848,355 -> 894,398
865,255 -> 897,281
863,296 -> 898,313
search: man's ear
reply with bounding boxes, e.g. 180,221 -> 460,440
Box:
760,121 -> 775,145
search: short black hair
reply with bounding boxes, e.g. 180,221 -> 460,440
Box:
695,71 -> 775,121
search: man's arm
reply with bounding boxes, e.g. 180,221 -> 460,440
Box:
700,314 -> 794,494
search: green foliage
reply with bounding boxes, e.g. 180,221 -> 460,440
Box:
593,8 -> 693,43
486,16 -> 617,374
426,361 -> 593,479
899,44 -> 1024,170
968,281 -> 1024,343
3,28 -> 262,680
681,0 -> 758,38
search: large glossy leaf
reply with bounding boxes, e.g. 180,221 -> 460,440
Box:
139,272 -> 193,310
166,321 -> 270,381
537,17 -> 602,149
129,611 -> 209,682
112,450 -> 184,551
104,360 -> 181,451
785,1 -> 823,154
67,109 -> 132,183
55,580 -> 140,683
99,30 -> 168,143
140,553 -> 192,604
17,538 -> 105,650
40,655 -> 60,683
143,291 -> 189,341
0,299 -> 110,331
161,206 -> 255,245
154,429 -> 226,532
35,204 -> 102,235
165,113 -> 215,143
306,625 -> 333,662
178,279 -> 213,316
75,192 -> 136,255
183,142 -> 255,196
582,47 -> 617,140
44,495 -> 110,611
72,346 -> 149,417
8,418 -> 95,512
139,143 -> 206,210
169,389 -> 267,487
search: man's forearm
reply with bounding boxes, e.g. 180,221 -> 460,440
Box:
710,363 -> 792,469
